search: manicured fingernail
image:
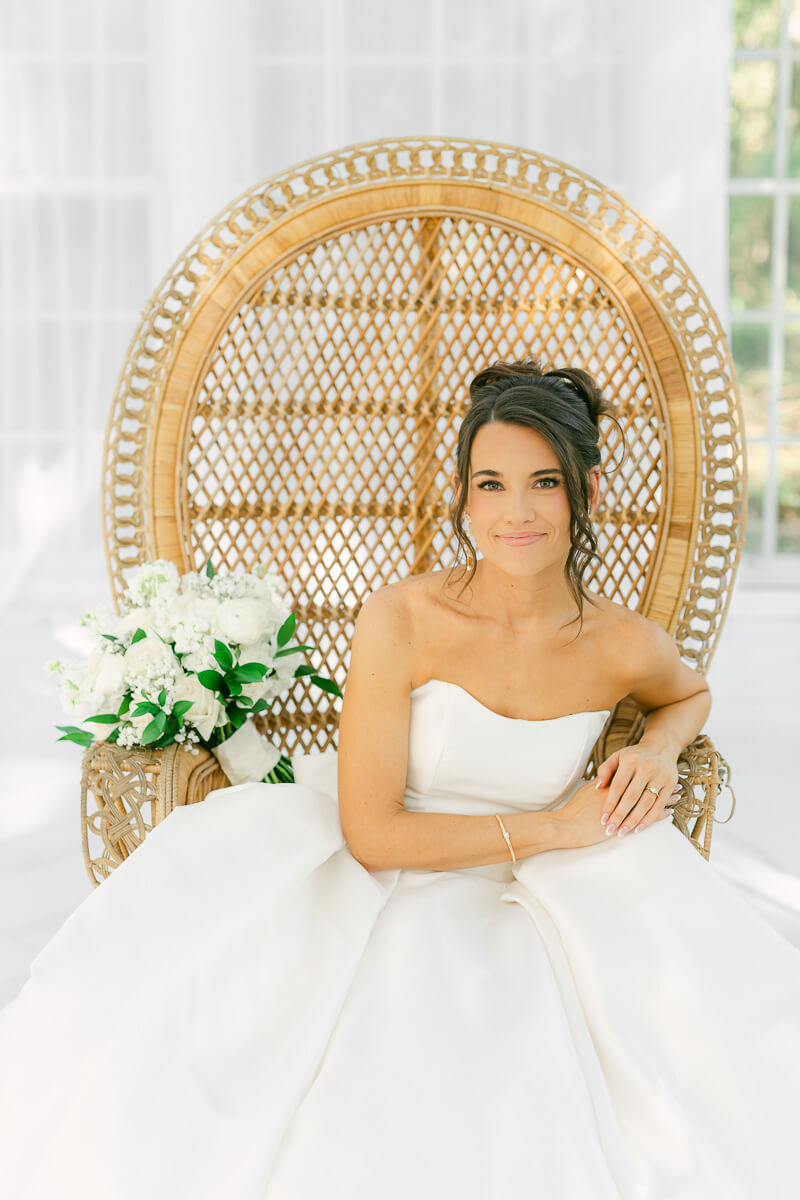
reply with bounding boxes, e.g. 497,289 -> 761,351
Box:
634,824 -> 643,833
600,813 -> 608,825
595,779 -> 602,789
605,824 -> 616,836
617,826 -> 629,837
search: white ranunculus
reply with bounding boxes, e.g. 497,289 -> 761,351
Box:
216,597 -> 271,647
172,674 -> 225,741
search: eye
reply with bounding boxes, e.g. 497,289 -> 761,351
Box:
476,478 -> 559,491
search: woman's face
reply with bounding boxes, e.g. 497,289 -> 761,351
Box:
451,421 -> 600,575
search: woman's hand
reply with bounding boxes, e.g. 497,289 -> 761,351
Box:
554,771 -> 677,850
593,743 -> 680,836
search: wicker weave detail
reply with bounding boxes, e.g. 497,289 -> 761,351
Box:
93,137 -> 744,876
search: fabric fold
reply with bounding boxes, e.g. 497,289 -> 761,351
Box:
503,819 -> 800,1200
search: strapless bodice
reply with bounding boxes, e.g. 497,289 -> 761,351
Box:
403,678 -> 611,818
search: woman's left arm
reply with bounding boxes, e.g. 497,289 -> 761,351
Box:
595,618 -> 712,835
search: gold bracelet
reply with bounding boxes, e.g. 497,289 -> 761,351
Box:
494,813 -> 517,863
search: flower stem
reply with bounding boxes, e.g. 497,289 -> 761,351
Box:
263,753 -> 294,784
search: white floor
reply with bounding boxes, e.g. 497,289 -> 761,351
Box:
1,581 -> 799,1010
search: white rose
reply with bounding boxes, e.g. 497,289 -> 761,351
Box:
93,652 -> 127,709
172,674 -> 225,741
122,635 -> 180,678
116,605 -> 155,639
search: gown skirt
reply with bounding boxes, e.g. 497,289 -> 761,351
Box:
1,678 -> 799,1199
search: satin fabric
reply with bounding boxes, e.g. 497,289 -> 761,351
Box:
1,678 -> 799,1198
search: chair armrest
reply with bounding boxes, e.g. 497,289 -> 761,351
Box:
588,699 -> 737,861
80,741 -> 229,887
673,733 -> 737,862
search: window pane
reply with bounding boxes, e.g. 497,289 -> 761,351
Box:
252,0 -> 324,54
789,63 -> 800,176
731,323 -> 770,436
730,59 -> 777,177
735,0 -> 782,48
744,441 -> 768,553
782,327 -> 800,435
350,0 -> 430,54
729,195 -> 773,310
787,196 -> 800,308
790,0 -> 800,46
104,63 -> 150,177
777,445 -> 800,551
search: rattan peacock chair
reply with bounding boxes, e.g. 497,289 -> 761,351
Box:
81,135 -> 742,887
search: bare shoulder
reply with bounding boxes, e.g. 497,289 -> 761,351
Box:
346,580 -> 416,693
590,597 -> 669,665
362,572 -> 436,631
597,601 -> 709,710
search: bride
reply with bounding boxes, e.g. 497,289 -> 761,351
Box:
1,357 -> 799,1199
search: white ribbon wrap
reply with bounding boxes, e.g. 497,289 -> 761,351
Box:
211,720 -> 282,785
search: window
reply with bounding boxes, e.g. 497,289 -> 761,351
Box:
729,0 -> 800,572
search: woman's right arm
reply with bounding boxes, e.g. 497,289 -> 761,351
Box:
337,587 -> 576,873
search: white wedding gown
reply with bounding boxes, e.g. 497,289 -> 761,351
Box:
1,678 -> 800,1199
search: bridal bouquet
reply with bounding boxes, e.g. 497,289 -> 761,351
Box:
46,558 -> 341,786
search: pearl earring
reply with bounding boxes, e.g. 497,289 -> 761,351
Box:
462,512 -> 474,567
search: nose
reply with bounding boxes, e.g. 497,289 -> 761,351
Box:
503,492 -> 537,525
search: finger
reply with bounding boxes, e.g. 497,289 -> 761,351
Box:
606,776 -> 668,836
604,781 -> 642,835
600,764 -> 636,825
634,786 -> 681,834
595,751 -> 619,790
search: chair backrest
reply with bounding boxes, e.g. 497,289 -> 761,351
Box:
101,136 -> 745,756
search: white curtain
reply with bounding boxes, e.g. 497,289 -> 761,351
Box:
0,0 -> 730,618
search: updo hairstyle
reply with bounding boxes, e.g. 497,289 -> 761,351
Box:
447,357 -> 624,636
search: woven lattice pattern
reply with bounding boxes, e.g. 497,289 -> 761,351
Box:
97,137 -> 744,860
184,214 -> 666,751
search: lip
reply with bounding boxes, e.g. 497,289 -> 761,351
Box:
496,533 -> 544,545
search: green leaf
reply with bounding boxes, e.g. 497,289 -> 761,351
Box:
228,708 -> 247,731
197,669 -> 226,691
172,700 -> 194,719
141,713 -> 167,745
293,664 -> 316,678
101,633 -> 119,644
107,727 -> 121,743
214,639 -> 233,671
131,701 -> 160,717
55,724 -> 94,747
225,677 -> 242,696
311,674 -> 343,697
250,699 -> 271,714
276,611 -> 296,648
85,713 -> 122,725
162,714 -> 179,738
131,628 -> 147,644
231,662 -> 267,682
117,694 -> 132,717
205,558 -> 214,578
158,688 -> 167,706
275,644 -> 313,658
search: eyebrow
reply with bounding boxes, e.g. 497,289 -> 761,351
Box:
471,468 -> 563,479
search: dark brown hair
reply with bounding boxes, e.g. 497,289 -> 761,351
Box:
446,357 -> 624,638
